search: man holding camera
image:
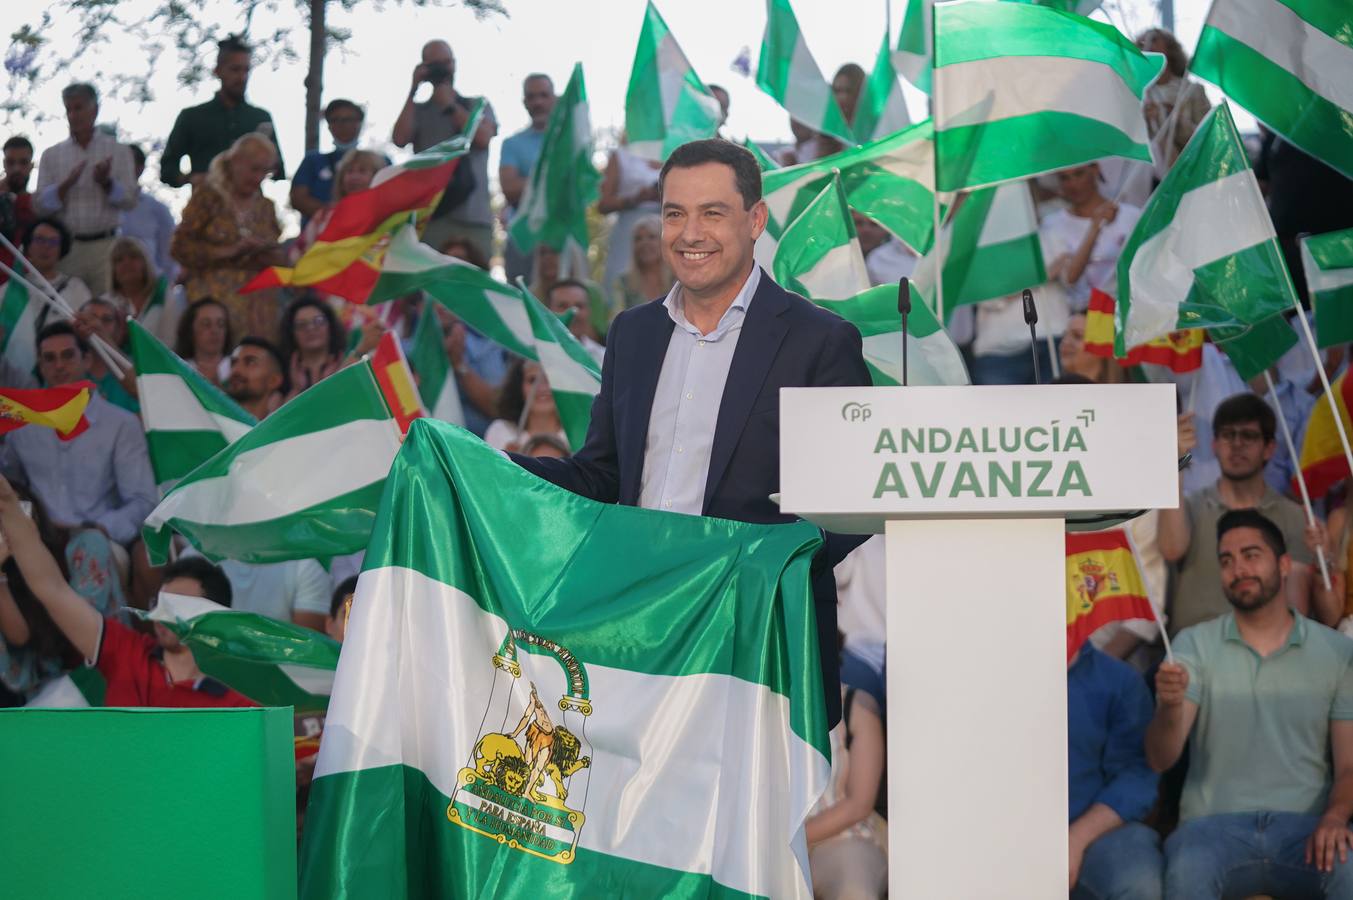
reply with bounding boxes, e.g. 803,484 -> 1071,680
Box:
392,40 -> 497,260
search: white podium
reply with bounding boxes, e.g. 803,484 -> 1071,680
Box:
780,384 -> 1178,899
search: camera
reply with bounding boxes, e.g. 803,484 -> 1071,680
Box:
423,62 -> 452,84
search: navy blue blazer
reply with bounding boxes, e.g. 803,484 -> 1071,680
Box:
515,270 -> 873,725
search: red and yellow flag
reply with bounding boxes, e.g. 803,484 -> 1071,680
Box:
371,331 -> 425,435
1084,288 -> 1204,373
1295,368 -> 1353,500
1066,530 -> 1157,662
0,381 -> 93,441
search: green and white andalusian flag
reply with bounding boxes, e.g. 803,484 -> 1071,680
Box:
817,285 -> 969,387
932,1 -> 1163,191
509,63 -> 601,256
372,226 -> 600,450
893,0 -> 932,94
0,275 -> 49,379
1114,104 -> 1298,356
1305,228 -> 1353,348
625,1 -> 722,161
142,361 -> 402,565
744,138 -> 780,172
1005,0 -> 1105,15
761,119 -> 946,256
1211,313 -> 1300,382
128,319 -> 255,491
144,591 -> 339,713
1192,0 -> 1353,181
300,420 -> 830,898
771,174 -> 870,301
409,301 -> 466,425
756,0 -> 853,143
854,31 -> 912,144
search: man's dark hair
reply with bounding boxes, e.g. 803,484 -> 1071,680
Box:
1051,374 -> 1095,386
324,99 -> 363,120
330,576 -> 359,618
523,73 -> 553,89
163,557 -> 234,608
128,143 -> 146,169
1212,392 -> 1276,443
218,34 -> 252,59
1216,508 -> 1287,558
23,217 -> 71,257
35,320 -> 90,357
3,136 -> 33,155
659,139 -> 761,210
546,279 -> 589,303
61,83 -> 98,106
235,335 -> 286,375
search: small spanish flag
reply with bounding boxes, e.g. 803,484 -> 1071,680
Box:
1295,368 -> 1353,500
1084,288 -> 1204,373
371,330 -> 425,435
0,381 -> 93,441
1066,529 -> 1158,662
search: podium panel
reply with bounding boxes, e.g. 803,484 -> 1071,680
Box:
0,707 -> 296,899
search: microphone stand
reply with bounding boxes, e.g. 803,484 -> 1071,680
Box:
1022,288 -> 1042,385
898,277 -> 911,387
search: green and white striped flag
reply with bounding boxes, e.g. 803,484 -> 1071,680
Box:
300,420 -> 830,898
0,275 -> 48,379
756,0 -> 854,144
1305,228 -> 1353,348
933,1 -> 1163,191
919,181 -> 1047,311
1005,0 -> 1105,15
1192,0 -> 1353,181
143,591 -> 339,713
893,0 -> 932,94
409,302 -> 466,426
761,119 -> 947,256
1114,104 -> 1298,356
509,63 -> 601,256
854,31 -> 912,144
142,361 -> 402,565
1211,313 -> 1300,381
519,284 -> 602,452
128,319 -> 256,491
771,174 -> 871,301
743,138 -> 780,172
816,284 -> 969,387
625,1 -> 722,162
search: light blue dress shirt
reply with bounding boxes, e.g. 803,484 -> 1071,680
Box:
639,266 -> 761,515
0,393 -> 157,545
119,190 -> 179,282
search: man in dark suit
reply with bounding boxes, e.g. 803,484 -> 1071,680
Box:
513,139 -> 871,725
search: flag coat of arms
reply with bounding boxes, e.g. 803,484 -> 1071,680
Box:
1084,288 -> 1204,372
301,421 -> 831,898
1065,530 -> 1157,662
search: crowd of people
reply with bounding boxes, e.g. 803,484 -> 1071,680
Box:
3,23 -> 1353,899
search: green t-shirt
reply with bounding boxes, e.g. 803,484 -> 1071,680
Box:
1176,611 -> 1353,820
160,95 -> 285,187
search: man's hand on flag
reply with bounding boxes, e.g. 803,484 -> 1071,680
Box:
1155,662 -> 1190,707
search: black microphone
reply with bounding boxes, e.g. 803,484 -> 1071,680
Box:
1022,288 -> 1042,385
897,277 -> 911,387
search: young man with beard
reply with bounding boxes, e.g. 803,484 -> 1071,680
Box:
1148,509 -> 1353,899
224,337 -> 286,421
1160,393 -> 1314,635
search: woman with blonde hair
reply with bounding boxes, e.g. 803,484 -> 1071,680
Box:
171,132 -> 285,342
607,214 -> 672,316
104,236 -> 181,347
293,149 -> 387,258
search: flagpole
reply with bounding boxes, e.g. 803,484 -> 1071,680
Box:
1291,296 -> 1353,493
1123,524 -> 1173,662
929,0 -> 944,323
1046,334 -> 1060,380
0,260 -> 130,378
1263,369 -> 1332,590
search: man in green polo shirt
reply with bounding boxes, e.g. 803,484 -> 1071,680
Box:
1147,508 -> 1353,899
160,34 -> 284,190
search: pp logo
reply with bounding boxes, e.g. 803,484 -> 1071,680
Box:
841,402 -> 872,423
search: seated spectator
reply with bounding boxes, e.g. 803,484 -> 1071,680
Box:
607,215 -> 672,316
528,242 -> 563,303
293,149 -> 387,257
1160,393 -> 1318,634
484,358 -> 565,452
1059,312 -> 1124,384
290,99 -> 380,226
0,480 -> 253,708
19,218 -> 91,316
118,144 -> 179,283
1,135 -> 37,278
1067,643 -> 1162,898
806,667 -> 887,900
170,132 -> 285,342
105,234 -> 180,347
175,297 -> 234,386
0,322 -> 155,556
76,297 -> 138,412
1042,164 -> 1141,314
223,336 -> 286,420
326,575 -> 357,643
439,239 -> 508,437
830,63 -> 866,133
0,481 -> 125,703
547,279 -> 604,362
278,295 -> 345,402
598,138 -> 662,294
1148,509 -> 1353,898
195,552 -> 332,632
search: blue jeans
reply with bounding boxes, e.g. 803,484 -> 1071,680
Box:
1074,821 -> 1163,900
1164,812 -> 1353,899
969,341 -> 1056,385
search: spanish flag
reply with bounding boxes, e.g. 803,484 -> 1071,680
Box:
1084,288 -> 1204,373
0,382 -> 94,441
371,330 -> 425,435
1295,368 -> 1353,500
1066,530 -> 1157,662
243,104 -> 483,303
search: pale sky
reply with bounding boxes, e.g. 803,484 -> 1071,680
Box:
7,0 -> 1239,232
